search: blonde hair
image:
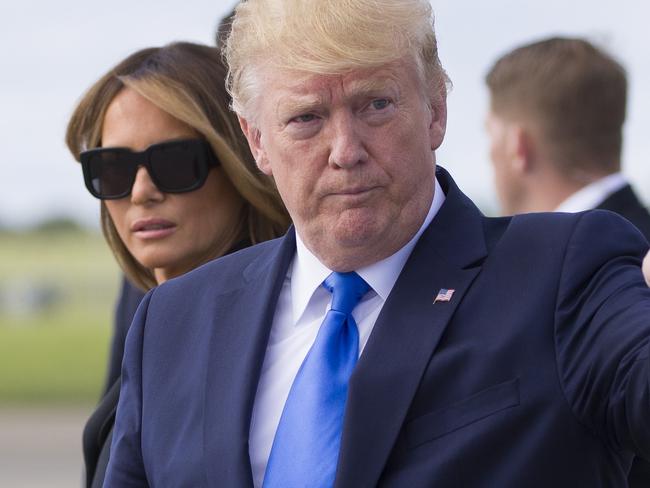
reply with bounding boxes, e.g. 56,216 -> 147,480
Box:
224,0 -> 448,121
66,42 -> 290,290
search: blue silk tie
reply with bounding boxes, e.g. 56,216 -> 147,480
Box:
262,271 -> 370,488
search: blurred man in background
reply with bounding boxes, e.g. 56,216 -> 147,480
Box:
486,36 -> 650,486
485,37 -> 650,242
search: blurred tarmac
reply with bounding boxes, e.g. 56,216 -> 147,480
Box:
0,406 -> 88,488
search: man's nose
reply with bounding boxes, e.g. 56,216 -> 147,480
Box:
327,113 -> 369,169
131,166 -> 164,204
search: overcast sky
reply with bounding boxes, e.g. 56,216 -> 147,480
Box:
1,0 -> 648,228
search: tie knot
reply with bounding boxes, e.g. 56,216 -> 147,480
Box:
323,271 -> 370,315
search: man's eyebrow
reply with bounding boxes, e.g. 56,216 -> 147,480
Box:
276,95 -> 326,117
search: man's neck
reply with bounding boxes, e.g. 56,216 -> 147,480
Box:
520,170 -> 617,213
554,172 -> 627,213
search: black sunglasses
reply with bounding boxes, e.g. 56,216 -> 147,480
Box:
80,138 -> 219,200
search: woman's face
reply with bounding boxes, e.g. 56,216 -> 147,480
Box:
102,87 -> 243,283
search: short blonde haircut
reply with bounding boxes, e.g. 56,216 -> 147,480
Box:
486,37 -> 626,177
66,42 -> 290,290
224,0 -> 447,121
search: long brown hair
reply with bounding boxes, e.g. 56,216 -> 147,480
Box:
66,42 -> 290,290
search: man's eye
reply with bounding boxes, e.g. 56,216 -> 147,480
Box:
291,113 -> 317,123
370,99 -> 391,110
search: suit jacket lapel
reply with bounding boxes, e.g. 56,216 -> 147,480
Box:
335,168 -> 488,487
203,230 -> 296,487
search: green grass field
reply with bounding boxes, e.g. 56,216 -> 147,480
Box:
0,230 -> 121,405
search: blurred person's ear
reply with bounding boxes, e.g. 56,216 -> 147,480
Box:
510,124 -> 535,176
485,111 -> 532,176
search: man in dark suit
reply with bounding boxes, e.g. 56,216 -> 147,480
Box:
105,2 -> 650,486
485,36 -> 650,485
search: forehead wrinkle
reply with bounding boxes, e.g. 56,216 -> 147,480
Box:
281,74 -> 398,111
337,62 -> 405,101
270,72 -> 332,123
269,63 -> 408,123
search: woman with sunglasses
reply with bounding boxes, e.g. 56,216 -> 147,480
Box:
65,42 -> 290,488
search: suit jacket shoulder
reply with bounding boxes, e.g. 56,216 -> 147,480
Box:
597,184 -> 650,242
152,235 -> 288,300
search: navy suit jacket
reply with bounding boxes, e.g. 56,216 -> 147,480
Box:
594,183 -> 650,487
598,183 -> 650,242
105,168 -> 650,487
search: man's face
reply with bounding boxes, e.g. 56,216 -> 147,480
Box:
240,59 -> 446,271
485,109 -> 524,215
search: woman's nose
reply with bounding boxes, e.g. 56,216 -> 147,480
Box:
130,166 -> 164,204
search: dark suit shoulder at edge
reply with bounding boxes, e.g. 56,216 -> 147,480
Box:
150,236 -> 285,298
597,185 -> 650,242
480,210 -> 581,252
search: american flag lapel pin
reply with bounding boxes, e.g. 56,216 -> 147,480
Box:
433,288 -> 455,303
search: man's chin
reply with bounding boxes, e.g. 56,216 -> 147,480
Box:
331,212 -> 382,243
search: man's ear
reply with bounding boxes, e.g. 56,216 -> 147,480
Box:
428,87 -> 447,151
508,124 -> 535,174
237,115 -> 272,176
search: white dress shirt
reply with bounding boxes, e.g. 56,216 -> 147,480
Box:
248,177 -> 445,487
554,172 -> 627,212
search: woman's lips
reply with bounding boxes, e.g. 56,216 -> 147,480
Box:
130,218 -> 177,239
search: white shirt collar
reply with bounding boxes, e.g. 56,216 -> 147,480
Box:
291,176 -> 445,325
554,172 -> 628,213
